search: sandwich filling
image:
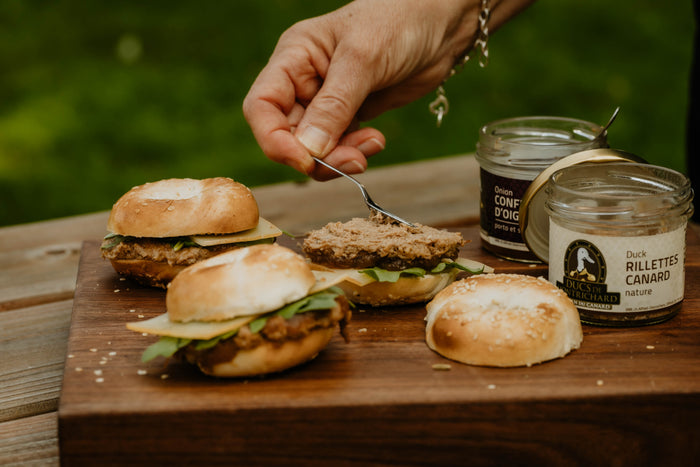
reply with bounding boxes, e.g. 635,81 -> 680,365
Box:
101,216 -> 283,267
303,216 -> 466,271
127,287 -> 351,373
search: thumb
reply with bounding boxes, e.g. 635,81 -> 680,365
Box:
294,58 -> 372,158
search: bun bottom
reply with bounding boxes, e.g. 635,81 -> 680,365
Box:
109,259 -> 185,289
196,327 -> 335,377
339,273 -> 457,307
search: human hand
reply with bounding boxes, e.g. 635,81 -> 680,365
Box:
243,0 -> 533,180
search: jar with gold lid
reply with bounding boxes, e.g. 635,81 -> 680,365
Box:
543,162 -> 694,326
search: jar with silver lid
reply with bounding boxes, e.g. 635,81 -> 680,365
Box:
476,116 -> 608,262
545,162 -> 694,326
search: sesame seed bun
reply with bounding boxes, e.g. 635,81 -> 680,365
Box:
107,177 -> 259,238
166,243 -> 316,323
425,274 -> 583,367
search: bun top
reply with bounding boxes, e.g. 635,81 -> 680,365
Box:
166,244 -> 316,323
107,177 -> 259,237
425,274 -> 583,367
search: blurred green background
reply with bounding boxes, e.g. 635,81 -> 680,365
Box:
0,0 -> 695,226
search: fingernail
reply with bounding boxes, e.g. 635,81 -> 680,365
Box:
356,137 -> 385,155
297,125 -> 330,156
339,160 -> 365,174
283,156 -> 314,175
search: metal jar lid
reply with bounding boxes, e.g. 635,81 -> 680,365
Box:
518,148 -> 646,263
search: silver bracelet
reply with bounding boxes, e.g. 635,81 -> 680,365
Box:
429,0 -> 491,127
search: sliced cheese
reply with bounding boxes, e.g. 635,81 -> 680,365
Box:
126,313 -> 256,340
454,257 -> 494,274
310,268 -> 376,294
190,217 -> 282,247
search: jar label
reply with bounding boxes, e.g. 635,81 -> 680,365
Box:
479,168 -> 531,251
549,221 -> 686,314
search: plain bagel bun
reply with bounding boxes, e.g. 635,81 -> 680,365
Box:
107,177 -> 259,237
339,273 -> 457,307
166,243 -> 316,323
425,274 -> 583,367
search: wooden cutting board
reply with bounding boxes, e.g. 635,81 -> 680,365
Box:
58,226 -> 700,466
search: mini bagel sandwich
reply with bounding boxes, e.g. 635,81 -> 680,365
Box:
126,243 -> 351,378
101,177 -> 282,288
302,214 -> 493,306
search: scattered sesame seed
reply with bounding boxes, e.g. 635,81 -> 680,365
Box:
129,309 -> 136,313
75,367 -> 83,372
487,384 -> 496,390
646,345 -> 655,350
67,354 -> 75,359
160,374 -> 169,380
142,333 -> 148,336
432,363 -> 452,371
358,328 -> 368,333
119,277 -> 126,281
138,314 -> 144,318
89,348 -> 98,353
137,370 -> 147,376
109,351 -> 117,356
596,380 -> 604,386
114,289 -> 120,293
94,369 -> 103,376
95,378 -> 104,383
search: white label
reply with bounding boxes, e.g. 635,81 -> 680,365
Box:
549,221 -> 686,314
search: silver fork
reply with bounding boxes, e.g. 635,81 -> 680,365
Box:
312,156 -> 415,227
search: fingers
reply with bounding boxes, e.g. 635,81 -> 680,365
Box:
310,127 -> 386,181
294,44 -> 375,158
243,61 -> 318,175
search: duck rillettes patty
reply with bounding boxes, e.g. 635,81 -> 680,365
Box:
302,216 -> 465,271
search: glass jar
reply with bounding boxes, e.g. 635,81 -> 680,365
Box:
476,116 -> 607,262
545,162 -> 694,326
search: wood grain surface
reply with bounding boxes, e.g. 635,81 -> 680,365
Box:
58,227 -> 700,466
1,154 -> 482,466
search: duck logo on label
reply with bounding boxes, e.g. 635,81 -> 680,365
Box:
556,239 -> 621,310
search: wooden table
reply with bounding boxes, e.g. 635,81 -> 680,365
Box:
1,154 -> 699,465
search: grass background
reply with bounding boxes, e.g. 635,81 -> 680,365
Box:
0,0 -> 695,226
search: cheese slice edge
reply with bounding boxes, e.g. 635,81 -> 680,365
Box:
126,313 -> 256,340
190,217 -> 282,247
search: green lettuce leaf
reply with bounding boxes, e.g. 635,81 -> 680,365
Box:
359,260 -> 487,283
359,267 -> 426,282
141,336 -> 192,363
172,238 -> 199,251
248,287 -> 344,334
101,233 -> 126,249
